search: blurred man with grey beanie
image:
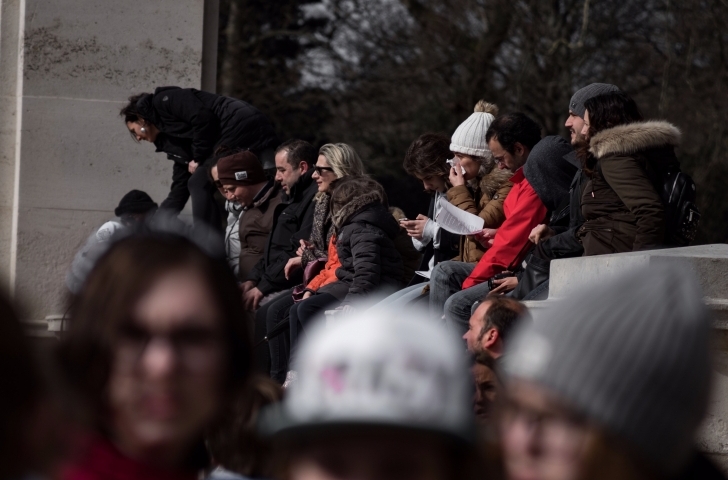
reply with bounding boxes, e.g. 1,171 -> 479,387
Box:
500,263 -> 723,480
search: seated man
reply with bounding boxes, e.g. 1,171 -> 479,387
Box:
216,150 -> 282,283
66,189 -> 157,294
240,139 -> 318,311
430,113 -> 577,335
209,153 -> 244,278
463,296 -> 529,359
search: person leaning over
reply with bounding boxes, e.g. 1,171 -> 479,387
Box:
216,151 -> 282,283
577,91 -> 677,255
430,114 -> 576,335
500,264 -> 724,480
120,87 -> 278,230
241,140 -> 318,311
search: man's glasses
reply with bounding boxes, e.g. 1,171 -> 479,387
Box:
314,166 -> 335,175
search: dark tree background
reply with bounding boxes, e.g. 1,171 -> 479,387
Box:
218,0 -> 728,244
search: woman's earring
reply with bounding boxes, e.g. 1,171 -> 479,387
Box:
140,127 -> 146,133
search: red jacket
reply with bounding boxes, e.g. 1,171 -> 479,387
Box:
462,168 -> 547,289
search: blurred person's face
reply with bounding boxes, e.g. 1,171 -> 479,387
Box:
313,155 -> 337,193
500,380 -> 594,480
275,150 -> 308,195
223,183 -> 259,208
417,174 -> 447,194
108,268 -> 225,467
580,110 -> 592,141
489,139 -> 530,173
473,362 -> 501,422
212,166 -> 236,202
463,302 -> 499,356
564,111 -> 586,145
453,152 -> 480,181
289,431 -> 452,480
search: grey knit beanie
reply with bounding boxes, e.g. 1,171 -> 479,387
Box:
450,100 -> 498,157
503,263 -> 711,475
569,83 -> 620,118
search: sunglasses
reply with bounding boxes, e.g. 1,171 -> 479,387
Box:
314,166 -> 335,175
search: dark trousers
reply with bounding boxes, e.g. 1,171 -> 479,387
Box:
289,293 -> 340,356
259,292 -> 295,384
161,162 -> 222,233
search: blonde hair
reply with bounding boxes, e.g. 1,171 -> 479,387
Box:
318,143 -> 365,178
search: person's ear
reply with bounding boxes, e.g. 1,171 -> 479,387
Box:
513,142 -> 526,157
482,328 -> 499,348
299,161 -> 310,173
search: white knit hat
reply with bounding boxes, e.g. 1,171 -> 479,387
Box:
450,100 -> 499,157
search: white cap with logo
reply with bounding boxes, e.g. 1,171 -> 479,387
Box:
259,307 -> 475,444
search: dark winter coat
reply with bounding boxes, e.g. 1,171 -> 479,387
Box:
138,86 -> 278,164
577,121 -> 680,255
319,193 -> 403,306
237,180 -> 282,281
246,170 -> 318,295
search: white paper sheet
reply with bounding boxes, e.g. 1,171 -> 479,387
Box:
415,270 -> 432,279
435,200 -> 484,235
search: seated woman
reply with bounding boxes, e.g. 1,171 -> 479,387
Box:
57,231 -> 252,480
257,144 -> 364,383
372,102 -> 512,311
576,91 -> 677,255
287,176 -> 404,363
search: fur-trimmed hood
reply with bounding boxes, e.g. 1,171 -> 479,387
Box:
590,120 -> 681,159
478,165 -> 513,198
332,190 -> 387,230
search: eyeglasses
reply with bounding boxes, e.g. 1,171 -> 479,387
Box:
314,166 -> 335,175
115,322 -> 224,373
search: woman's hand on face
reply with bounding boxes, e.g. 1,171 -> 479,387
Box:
188,160 -> 199,174
449,165 -> 466,187
284,257 -> 303,280
488,276 -> 518,295
400,214 -> 429,240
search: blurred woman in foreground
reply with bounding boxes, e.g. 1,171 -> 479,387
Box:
56,232 -> 252,480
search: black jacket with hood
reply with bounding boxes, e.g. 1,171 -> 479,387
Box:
318,191 -> 404,306
246,169 -> 318,295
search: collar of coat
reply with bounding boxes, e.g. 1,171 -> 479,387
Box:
332,190 -> 386,229
589,120 -> 681,159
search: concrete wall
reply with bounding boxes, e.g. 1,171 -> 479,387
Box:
0,0 -> 211,320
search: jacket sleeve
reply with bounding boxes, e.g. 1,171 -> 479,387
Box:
154,89 -> 220,162
255,202 -> 315,295
479,181 -> 512,228
245,257 -> 265,285
341,226 -> 383,305
600,156 -> 665,251
462,184 -> 547,289
159,161 -> 191,213
447,185 -> 479,215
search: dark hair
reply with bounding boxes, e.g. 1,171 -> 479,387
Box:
57,234 -> 252,435
478,296 -> 529,342
0,294 -> 44,478
485,113 -> 542,154
329,176 -> 387,215
207,374 -> 282,477
120,93 -> 152,142
402,133 -> 452,179
275,139 -> 317,168
579,92 -> 644,175
583,92 -> 643,135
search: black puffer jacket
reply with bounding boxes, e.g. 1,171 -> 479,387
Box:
137,86 -> 278,164
246,170 -> 318,295
324,195 -> 403,306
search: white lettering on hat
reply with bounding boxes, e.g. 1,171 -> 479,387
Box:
235,171 -> 248,181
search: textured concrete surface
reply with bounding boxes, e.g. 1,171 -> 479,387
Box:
0,0 -> 208,317
525,245 -> 728,469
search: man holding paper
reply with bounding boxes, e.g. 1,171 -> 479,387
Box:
430,113 -> 577,336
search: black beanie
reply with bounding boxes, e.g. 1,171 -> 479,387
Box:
115,190 -> 158,217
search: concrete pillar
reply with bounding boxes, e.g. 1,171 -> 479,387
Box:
0,0 -> 216,323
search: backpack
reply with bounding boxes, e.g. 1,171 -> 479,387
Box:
659,169 -> 701,246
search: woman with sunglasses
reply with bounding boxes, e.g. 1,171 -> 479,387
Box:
256,143 -> 364,384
